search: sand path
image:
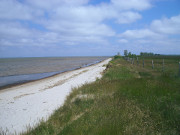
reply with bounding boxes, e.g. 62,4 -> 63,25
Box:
0,58 -> 111,134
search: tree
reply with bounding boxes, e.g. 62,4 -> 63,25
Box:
140,52 -> 143,56
140,52 -> 154,56
128,52 -> 131,56
124,50 -> 128,56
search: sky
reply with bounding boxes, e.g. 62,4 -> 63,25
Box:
0,0 -> 180,57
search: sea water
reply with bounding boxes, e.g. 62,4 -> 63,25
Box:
0,57 -> 109,88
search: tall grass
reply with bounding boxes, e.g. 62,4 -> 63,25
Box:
23,56 -> 180,135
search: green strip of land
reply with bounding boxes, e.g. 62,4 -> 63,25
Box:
24,56 -> 180,135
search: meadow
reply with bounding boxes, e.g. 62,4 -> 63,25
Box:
23,55 -> 180,135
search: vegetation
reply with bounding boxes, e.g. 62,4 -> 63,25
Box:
24,56 -> 180,135
124,50 -> 128,56
140,52 -> 155,56
124,50 -> 136,57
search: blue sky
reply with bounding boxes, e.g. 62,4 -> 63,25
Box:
0,0 -> 180,57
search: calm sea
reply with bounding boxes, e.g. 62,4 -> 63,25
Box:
0,57 -> 109,89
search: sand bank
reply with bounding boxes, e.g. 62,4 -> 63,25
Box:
0,58 -> 111,134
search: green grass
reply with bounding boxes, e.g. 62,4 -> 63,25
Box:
23,56 -> 180,135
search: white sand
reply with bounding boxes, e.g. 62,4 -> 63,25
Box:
0,58 -> 111,134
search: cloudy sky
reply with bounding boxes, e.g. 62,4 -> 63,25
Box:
0,0 -> 180,57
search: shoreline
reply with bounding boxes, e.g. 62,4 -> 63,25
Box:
0,59 -> 106,91
0,58 -> 112,134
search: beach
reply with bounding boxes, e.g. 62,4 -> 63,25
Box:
0,58 -> 111,134
0,57 -> 108,88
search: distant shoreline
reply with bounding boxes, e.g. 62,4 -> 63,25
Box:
0,59 -> 108,91
0,57 -> 110,91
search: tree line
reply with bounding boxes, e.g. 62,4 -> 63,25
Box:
124,50 -> 160,57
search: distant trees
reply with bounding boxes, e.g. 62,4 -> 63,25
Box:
154,54 -> 161,56
124,50 -> 128,56
124,50 -> 136,57
139,52 -> 161,56
139,52 -> 161,57
140,52 -> 154,56
128,52 -> 131,56
123,50 -> 160,57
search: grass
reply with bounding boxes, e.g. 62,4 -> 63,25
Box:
22,56 -> 180,135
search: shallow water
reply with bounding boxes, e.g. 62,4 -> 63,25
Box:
0,57 -> 109,88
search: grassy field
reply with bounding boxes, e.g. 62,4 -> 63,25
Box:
24,56 -> 180,135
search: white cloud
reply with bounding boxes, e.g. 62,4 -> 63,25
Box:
0,20 -> 62,46
118,39 -> 129,43
111,0 -> 151,10
118,14 -> 180,54
0,0 -> 153,49
120,14 -> 180,40
46,20 -> 115,37
0,21 -> 32,38
116,12 -> 142,24
120,29 -> 162,39
0,0 -> 31,20
25,0 -> 89,9
0,0 -> 43,20
151,15 -> 180,34
0,20 -> 110,47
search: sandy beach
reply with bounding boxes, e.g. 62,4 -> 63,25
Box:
0,58 -> 111,134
